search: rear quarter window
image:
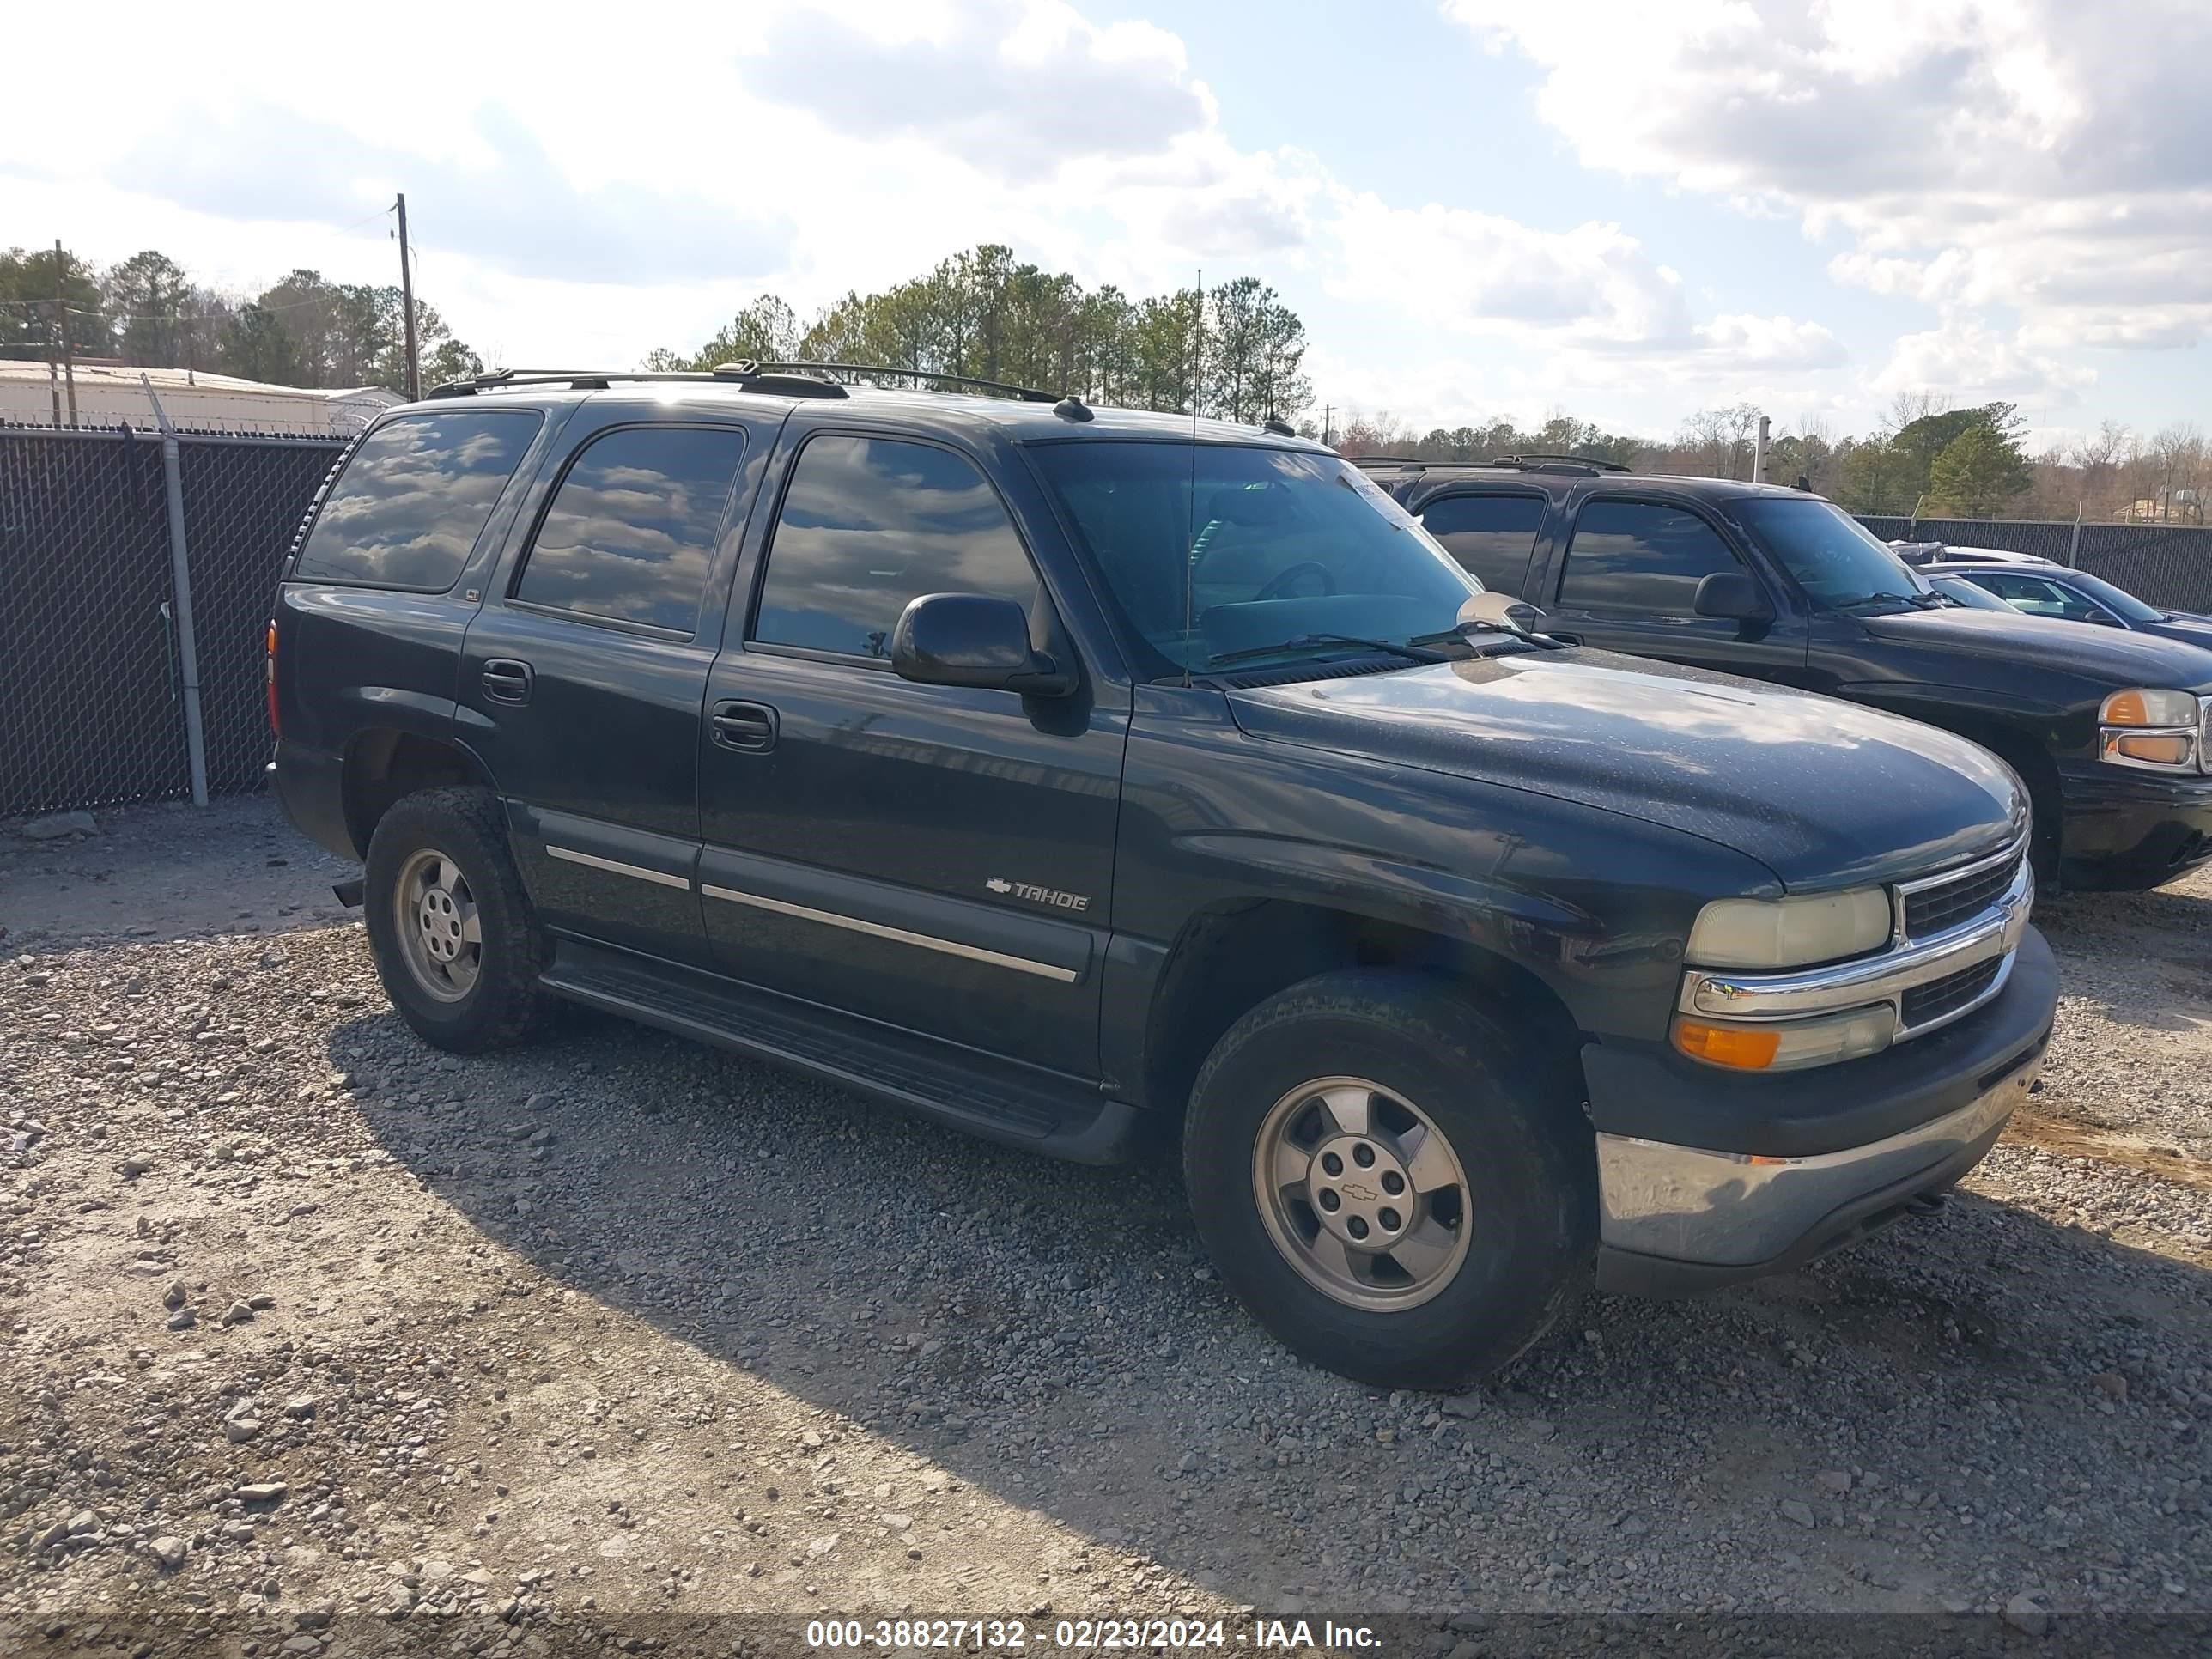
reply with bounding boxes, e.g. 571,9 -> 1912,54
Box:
292,409 -> 542,590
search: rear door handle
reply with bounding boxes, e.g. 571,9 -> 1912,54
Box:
482,659 -> 534,704
711,700 -> 778,752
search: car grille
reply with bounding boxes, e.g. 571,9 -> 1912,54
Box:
1901,957 -> 2005,1029
2202,696 -> 2211,773
1902,847 -> 2024,939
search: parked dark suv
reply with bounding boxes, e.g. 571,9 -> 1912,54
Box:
272,369 -> 2057,1389
1369,458 -> 2212,892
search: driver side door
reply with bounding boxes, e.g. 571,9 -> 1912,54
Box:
1539,495 -> 1810,684
696,426 -> 1127,1077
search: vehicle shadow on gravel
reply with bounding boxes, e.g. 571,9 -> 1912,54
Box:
2026,886 -> 2212,1031
332,1000 -> 2212,1611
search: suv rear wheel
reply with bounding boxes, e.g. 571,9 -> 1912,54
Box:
362,786 -> 549,1053
1184,969 -> 1594,1389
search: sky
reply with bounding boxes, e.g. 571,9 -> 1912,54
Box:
3,0 -> 2207,447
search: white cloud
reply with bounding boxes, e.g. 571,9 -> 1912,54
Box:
1873,317 -> 2096,404
1447,0 -> 2212,351
736,0 -> 1211,184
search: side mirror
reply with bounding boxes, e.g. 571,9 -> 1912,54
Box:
2084,609 -> 2122,627
890,593 -> 1074,696
1692,570 -> 1772,622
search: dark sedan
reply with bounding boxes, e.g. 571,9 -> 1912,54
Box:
1925,558 -> 2212,653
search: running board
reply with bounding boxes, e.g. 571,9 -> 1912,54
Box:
537,941 -> 1139,1164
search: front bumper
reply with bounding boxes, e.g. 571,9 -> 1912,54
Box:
1584,925 -> 2057,1294
2057,763 -> 2212,890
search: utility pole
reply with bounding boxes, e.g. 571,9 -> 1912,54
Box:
1752,414 -> 1771,484
53,240 -> 77,427
1322,404 -> 1333,448
395,193 -> 420,401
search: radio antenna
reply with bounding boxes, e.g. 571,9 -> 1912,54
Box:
1182,270 -> 1201,690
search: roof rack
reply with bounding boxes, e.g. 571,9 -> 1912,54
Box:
754,362 -> 1060,404
1485,453 -> 1631,474
425,364 -> 849,400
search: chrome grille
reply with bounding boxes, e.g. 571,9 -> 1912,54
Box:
1901,843 -> 2026,939
1901,957 -> 2004,1027
2202,696 -> 2211,774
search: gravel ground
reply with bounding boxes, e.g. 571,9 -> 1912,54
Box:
2,802 -> 2208,1655
2028,873 -> 2212,1166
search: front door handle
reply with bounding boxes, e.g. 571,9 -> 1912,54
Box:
482,659 -> 534,704
711,700 -> 778,752
1547,630 -> 1583,647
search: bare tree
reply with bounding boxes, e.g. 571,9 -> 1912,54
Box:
2067,420 -> 2132,517
1882,390 -> 1949,435
2148,423 -> 2207,519
1678,404 -> 1762,478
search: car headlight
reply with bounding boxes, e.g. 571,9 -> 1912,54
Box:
2099,688 -> 2201,772
1686,887 -> 1892,970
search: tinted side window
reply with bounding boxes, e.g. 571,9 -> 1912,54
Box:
1557,501 -> 1743,613
294,410 -> 540,589
1419,494 -> 1547,593
753,435 -> 1036,659
1977,573 -> 2101,621
514,426 -> 745,634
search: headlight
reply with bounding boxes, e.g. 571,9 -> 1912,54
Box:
2098,688 -> 2200,773
2100,688 -> 2197,726
1674,1005 -> 1897,1072
1686,887 -> 1892,969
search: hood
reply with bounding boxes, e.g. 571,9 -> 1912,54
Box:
1227,651 -> 2026,891
1867,605 -> 2212,688
2146,612 -> 2212,654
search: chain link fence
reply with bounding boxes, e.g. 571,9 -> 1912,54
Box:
0,424 -> 344,820
1857,514 -> 2212,614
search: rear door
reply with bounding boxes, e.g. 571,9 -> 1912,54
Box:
458,411 -> 767,966
277,405 -> 551,854
1413,489 -> 1553,600
696,422 -> 1125,1075
1537,495 -> 1810,682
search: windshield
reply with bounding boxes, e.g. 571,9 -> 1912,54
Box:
1735,496 -> 1933,610
1030,442 -> 1479,674
1928,574 -> 2014,612
2055,570 -> 2166,624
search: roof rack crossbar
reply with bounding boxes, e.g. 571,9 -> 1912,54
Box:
751,362 -> 1060,404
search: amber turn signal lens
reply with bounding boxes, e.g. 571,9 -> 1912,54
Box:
2101,689 -> 2151,726
1672,1018 -> 1781,1070
2112,732 -> 2191,765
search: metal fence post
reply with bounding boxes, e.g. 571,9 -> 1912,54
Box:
143,378 -> 210,807
2067,508 -> 2082,570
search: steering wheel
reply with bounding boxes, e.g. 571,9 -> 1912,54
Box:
1255,562 -> 1336,602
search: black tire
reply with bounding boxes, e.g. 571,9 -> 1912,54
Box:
1183,969 -> 1594,1390
362,786 -> 550,1054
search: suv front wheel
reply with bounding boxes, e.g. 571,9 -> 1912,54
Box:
362,786 -> 550,1053
1184,969 -> 1595,1389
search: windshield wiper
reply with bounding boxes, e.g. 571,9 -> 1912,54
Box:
1832,591 -> 1942,613
1407,616 -> 1566,652
1206,633 -> 1449,669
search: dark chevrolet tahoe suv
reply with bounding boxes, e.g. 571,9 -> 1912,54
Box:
1368,457 -> 2212,892
270,368 -> 2058,1389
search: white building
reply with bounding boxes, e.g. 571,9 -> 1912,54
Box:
0,361 -> 404,435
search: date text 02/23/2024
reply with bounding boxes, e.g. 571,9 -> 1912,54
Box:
804,1618 -> 1382,1650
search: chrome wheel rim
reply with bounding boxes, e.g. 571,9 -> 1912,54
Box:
392,848 -> 483,1004
1251,1075 -> 1472,1311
